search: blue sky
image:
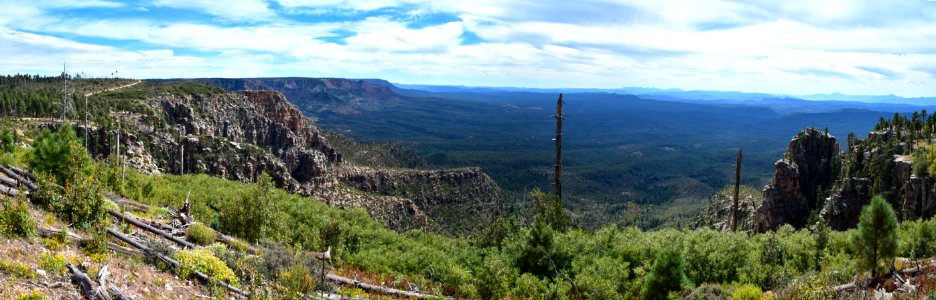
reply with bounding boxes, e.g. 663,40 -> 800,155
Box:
1,0 -> 935,96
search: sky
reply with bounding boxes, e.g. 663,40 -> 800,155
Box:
1,0 -> 935,97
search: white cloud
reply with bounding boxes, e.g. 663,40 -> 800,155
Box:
150,0 -> 276,21
2,0 -> 936,96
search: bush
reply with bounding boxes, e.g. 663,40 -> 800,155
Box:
0,196 -> 36,237
39,252 -> 67,274
0,127 -> 15,154
0,261 -> 35,280
16,290 -> 46,300
218,173 -> 276,243
854,196 -> 898,277
682,284 -> 729,300
173,248 -> 239,286
27,124 -> 92,185
642,243 -> 688,300
515,216 -> 568,278
279,262 -> 316,298
731,284 -> 763,300
186,223 -> 218,246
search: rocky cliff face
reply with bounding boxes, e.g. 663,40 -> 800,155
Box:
87,83 -> 504,234
746,125 -> 936,232
195,78 -> 401,115
819,177 -> 872,230
695,185 -> 762,232
755,128 -> 840,232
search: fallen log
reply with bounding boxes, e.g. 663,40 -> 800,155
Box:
38,227 -> 144,257
0,165 -> 37,190
0,185 -> 21,197
108,284 -> 131,300
105,228 -> 248,297
216,233 -> 260,255
67,264 -> 96,300
107,208 -> 196,249
0,175 -> 18,188
103,192 -> 150,213
6,164 -> 37,182
835,261 -> 936,293
325,274 -> 446,299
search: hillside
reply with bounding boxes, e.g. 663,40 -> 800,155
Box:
1,76 -> 505,235
7,76 -> 936,298
185,77 -> 922,230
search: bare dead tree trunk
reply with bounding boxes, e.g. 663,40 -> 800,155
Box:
554,93 -> 563,205
731,147 -> 742,232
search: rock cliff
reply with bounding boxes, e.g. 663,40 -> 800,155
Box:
755,128 -> 840,232
82,82 -> 505,234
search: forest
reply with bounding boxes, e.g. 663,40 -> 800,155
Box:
3,76 -> 936,298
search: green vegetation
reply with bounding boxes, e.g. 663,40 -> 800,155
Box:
173,248 -> 239,286
642,243 -> 688,300
39,252 -> 67,274
0,261 -> 35,280
731,284 -> 763,300
15,290 -> 45,300
217,173 -> 277,243
0,196 -> 36,237
27,124 -> 92,185
186,223 -> 218,246
854,196 -> 898,277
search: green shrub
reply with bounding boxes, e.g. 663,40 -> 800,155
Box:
27,124 -> 92,185
218,173 -> 276,243
515,216 -> 568,278
0,261 -> 35,280
279,262 -> 316,298
0,127 -> 15,154
0,196 -> 36,237
682,284 -> 730,300
854,195 -> 898,277
186,223 -> 218,246
16,290 -> 46,300
642,243 -> 688,300
731,284 -> 763,300
39,252 -> 67,274
173,248 -> 239,286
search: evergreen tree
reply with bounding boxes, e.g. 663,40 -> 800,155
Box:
642,243 -> 688,300
854,195 -> 898,277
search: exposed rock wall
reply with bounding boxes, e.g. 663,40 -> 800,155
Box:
755,128 -> 839,232
86,84 -> 504,234
819,177 -> 872,230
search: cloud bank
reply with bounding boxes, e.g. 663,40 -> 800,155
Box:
0,0 -> 934,96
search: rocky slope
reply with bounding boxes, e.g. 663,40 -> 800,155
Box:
192,78 -> 400,115
754,128 -> 840,231
740,123 -> 936,232
80,82 -> 504,234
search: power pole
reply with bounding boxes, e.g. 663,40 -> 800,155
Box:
554,93 -> 564,205
731,147 -> 742,232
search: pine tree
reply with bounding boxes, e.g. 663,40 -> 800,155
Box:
854,195 -> 898,277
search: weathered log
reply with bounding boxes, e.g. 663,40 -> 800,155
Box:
68,263 -> 96,300
0,175 -> 18,188
105,228 -> 248,297
108,284 -> 131,300
325,274 -> 446,299
6,164 -> 37,182
107,208 -> 196,249
103,192 -> 150,212
216,233 -> 260,255
0,185 -> 21,197
38,227 -> 144,257
834,261 -> 936,293
0,165 -> 37,190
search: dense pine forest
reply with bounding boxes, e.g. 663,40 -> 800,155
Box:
3,76 -> 936,299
